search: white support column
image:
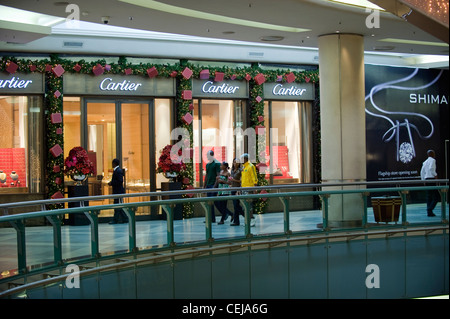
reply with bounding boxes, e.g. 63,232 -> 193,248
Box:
318,33 -> 366,227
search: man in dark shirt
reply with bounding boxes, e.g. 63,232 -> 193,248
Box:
108,158 -> 128,224
204,150 -> 221,223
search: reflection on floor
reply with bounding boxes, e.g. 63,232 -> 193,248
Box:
0,203 -> 448,274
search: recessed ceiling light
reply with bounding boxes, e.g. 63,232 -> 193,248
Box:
54,1 -> 70,6
260,35 -> 284,41
373,45 -> 395,51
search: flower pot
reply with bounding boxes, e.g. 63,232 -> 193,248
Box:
72,174 -> 87,185
161,181 -> 183,220
66,185 -> 90,226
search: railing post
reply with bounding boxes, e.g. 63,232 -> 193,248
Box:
439,189 -> 448,224
84,211 -> 100,258
400,190 -> 408,226
46,214 -> 63,266
162,205 -> 175,246
123,208 -> 137,252
239,199 -> 253,238
320,194 -> 330,231
9,219 -> 26,274
279,197 -> 292,235
362,192 -> 369,228
200,201 -> 214,242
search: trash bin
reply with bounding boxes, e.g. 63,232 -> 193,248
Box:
371,196 -> 402,224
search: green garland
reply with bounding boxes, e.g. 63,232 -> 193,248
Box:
45,65 -> 65,209
1,55 -> 319,216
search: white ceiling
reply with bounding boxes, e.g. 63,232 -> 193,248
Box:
0,0 -> 448,68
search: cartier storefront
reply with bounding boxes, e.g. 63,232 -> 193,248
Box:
0,55 -> 321,219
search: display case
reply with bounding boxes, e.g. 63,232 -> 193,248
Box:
0,148 -> 27,189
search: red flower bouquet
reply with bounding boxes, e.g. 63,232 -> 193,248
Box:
156,144 -> 186,177
64,146 -> 95,178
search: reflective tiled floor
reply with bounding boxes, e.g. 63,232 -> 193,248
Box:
0,202 -> 447,274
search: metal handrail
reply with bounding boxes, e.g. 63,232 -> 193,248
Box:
0,181 -> 448,289
1,179 -> 448,213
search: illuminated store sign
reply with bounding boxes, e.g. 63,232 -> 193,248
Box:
99,78 -> 142,91
0,73 -> 44,94
201,81 -> 240,94
193,79 -> 248,98
264,82 -> 314,100
64,74 -> 175,96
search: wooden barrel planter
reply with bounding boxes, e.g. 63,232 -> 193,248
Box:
371,196 -> 402,224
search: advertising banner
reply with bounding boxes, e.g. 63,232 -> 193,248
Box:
365,65 -> 449,181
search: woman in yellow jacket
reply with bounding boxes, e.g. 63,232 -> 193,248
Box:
240,154 -> 256,227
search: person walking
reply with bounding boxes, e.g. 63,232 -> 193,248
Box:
240,154 -> 257,227
108,158 -> 128,224
215,162 -> 233,224
420,149 -> 440,217
204,150 -> 221,223
230,158 -> 244,226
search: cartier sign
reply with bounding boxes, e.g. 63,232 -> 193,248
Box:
99,77 -> 142,91
193,79 -> 248,98
0,73 -> 44,94
264,82 -> 314,100
63,73 -> 175,96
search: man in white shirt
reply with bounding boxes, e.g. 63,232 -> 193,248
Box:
420,150 -> 439,217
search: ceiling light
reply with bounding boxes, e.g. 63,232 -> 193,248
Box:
372,45 -> 395,51
53,2 -> 70,6
0,5 -> 65,27
260,35 -> 284,41
326,0 -> 385,11
379,38 -> 449,47
119,0 -> 310,33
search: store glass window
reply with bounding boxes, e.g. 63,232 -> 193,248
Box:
63,97 -> 81,180
0,96 -> 43,193
264,101 -> 313,184
193,99 -> 244,187
154,99 -> 173,189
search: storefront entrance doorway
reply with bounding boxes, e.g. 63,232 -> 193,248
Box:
64,97 -> 173,218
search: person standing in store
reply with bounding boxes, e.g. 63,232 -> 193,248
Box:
204,150 -> 221,223
230,158 -> 244,226
240,154 -> 257,227
420,149 -> 440,217
109,158 -> 128,224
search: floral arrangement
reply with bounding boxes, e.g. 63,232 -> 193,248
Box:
64,146 -> 95,178
156,144 -> 186,176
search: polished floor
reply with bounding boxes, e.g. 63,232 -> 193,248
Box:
0,202 -> 447,275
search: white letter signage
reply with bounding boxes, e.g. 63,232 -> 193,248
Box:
264,82 -> 314,100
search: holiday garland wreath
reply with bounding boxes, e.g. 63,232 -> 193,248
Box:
0,55 -> 319,216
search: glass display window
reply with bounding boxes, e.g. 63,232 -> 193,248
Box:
0,95 -> 43,193
193,99 -> 246,187
264,100 -> 313,184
